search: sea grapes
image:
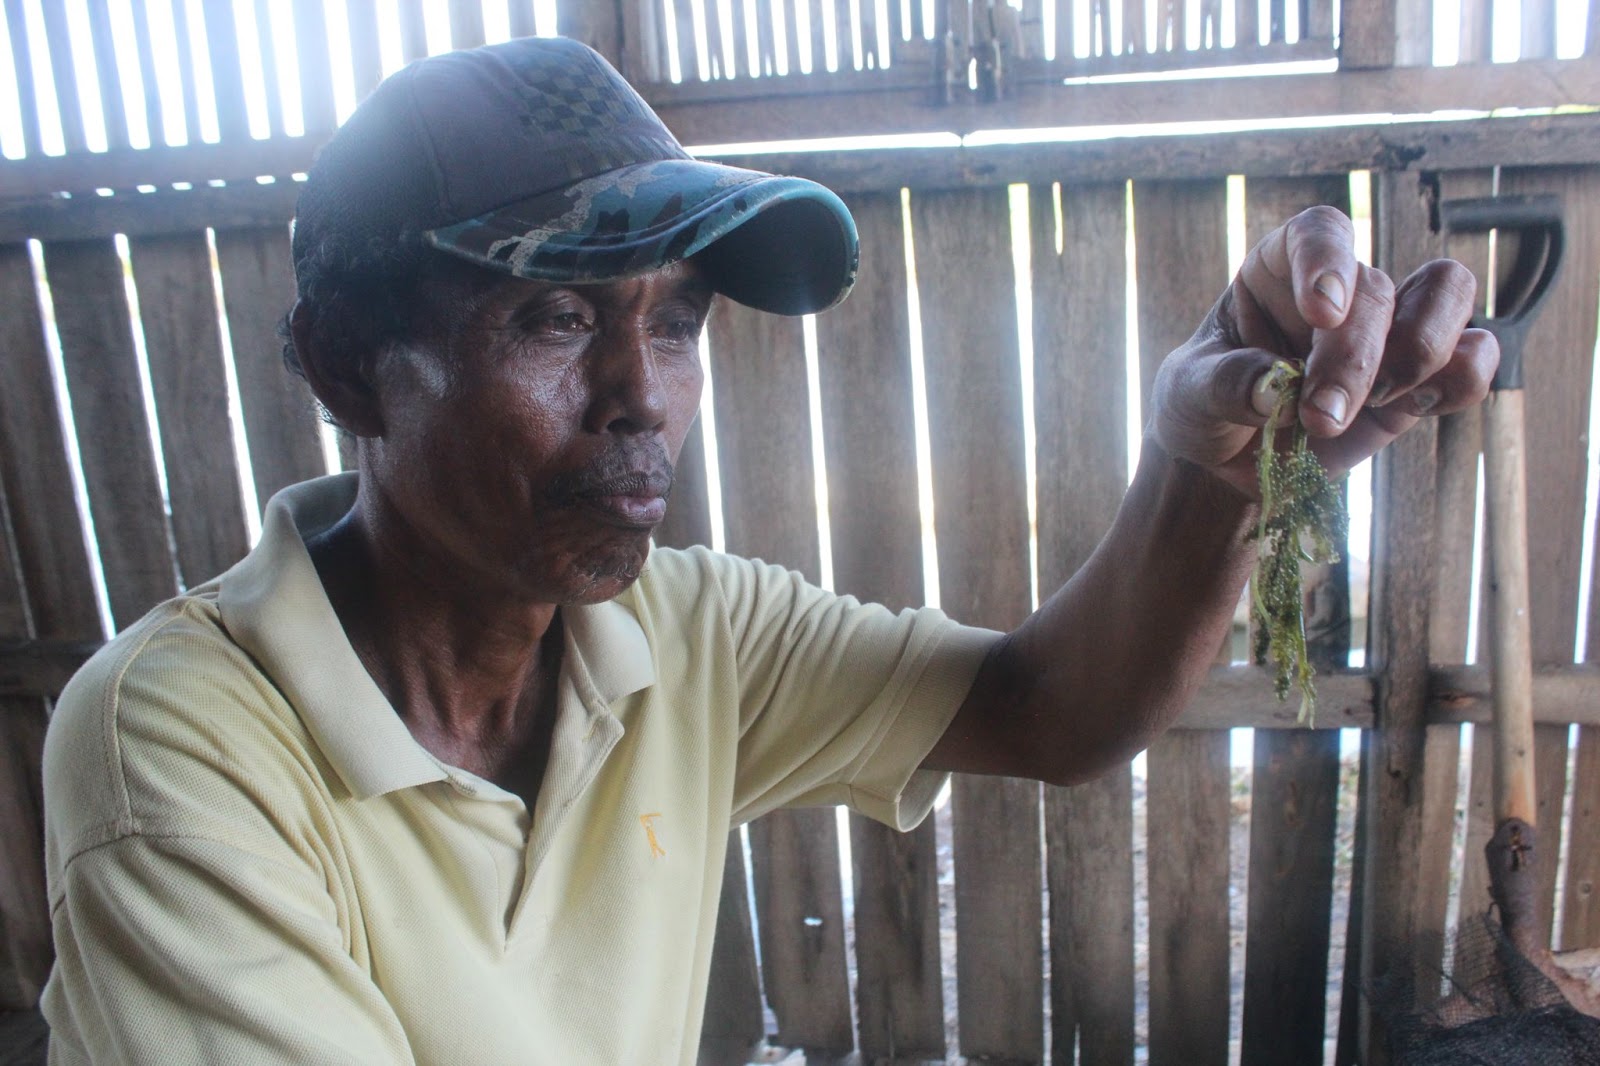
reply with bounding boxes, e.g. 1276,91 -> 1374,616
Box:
1251,360 -> 1349,725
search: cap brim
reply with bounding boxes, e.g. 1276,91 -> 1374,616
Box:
424,159 -> 858,315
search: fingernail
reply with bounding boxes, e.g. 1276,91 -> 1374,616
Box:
1409,388 -> 1440,415
1310,386 -> 1349,426
1366,381 -> 1391,408
1251,372 -> 1280,418
1315,272 -> 1347,313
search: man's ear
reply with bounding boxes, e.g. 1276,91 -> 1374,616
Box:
289,299 -> 385,438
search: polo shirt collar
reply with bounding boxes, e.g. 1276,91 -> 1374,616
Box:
217,473 -> 657,801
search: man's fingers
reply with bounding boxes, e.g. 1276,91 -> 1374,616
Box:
1299,263 -> 1396,437
1363,259 -> 1479,409
1238,206 -> 1360,349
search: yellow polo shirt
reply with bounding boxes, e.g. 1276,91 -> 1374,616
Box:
40,474 -> 997,1065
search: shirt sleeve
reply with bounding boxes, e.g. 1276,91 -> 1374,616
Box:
697,550 -> 1001,829
45,835 -> 415,1066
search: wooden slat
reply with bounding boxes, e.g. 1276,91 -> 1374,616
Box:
168,0 -> 204,145
1412,167 -> 1493,996
42,239 -> 178,629
1031,179 -> 1134,1066
4,0 -> 42,157
294,0 -> 336,134
199,0 -> 251,142
398,0 -> 429,62
1394,0 -> 1432,65
1057,0 -> 1078,58
1238,174 -> 1350,1066
0,246 -> 102,643
1591,0 -> 1600,58
509,0 -> 540,39
127,233 -> 251,588
1357,169 -> 1441,1066
1501,164 -> 1600,946
1307,0 -> 1334,40
1333,733 -> 1368,1066
673,0 -> 698,80
1563,728 -> 1600,949
1126,0 -> 1147,53
652,418 -> 713,550
1237,0 -> 1260,48
1455,732 -> 1495,922
696,833 -> 765,1066
346,0 -> 384,100
86,0 -> 129,152
253,0 -> 285,138
754,0 -> 776,76
1339,0 -> 1396,67
448,0 -> 486,49
911,186 -> 1042,1063
814,192 -> 943,1060
130,0 -> 165,149
39,0 -> 86,154
0,1009 -> 48,1064
1458,0 -> 1491,63
214,226 -> 327,509
1268,0 -> 1285,41
1199,0 -> 1220,47
1131,177 -> 1230,1066
706,300 -> 852,1054
1522,0 -> 1555,59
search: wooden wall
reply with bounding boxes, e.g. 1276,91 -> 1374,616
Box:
3,3 -> 1600,1066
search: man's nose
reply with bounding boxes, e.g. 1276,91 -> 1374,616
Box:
585,328 -> 669,435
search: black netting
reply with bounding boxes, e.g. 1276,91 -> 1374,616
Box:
1373,911 -> 1600,1065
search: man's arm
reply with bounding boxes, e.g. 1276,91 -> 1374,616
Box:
923,206 -> 1496,787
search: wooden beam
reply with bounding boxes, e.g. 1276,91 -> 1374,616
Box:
0,641 -> 101,699
0,182 -> 302,244
650,57 -> 1600,144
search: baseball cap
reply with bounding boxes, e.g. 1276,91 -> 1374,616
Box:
292,36 -> 858,315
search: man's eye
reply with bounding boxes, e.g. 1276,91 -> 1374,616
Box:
656,318 -> 701,343
528,311 -> 590,336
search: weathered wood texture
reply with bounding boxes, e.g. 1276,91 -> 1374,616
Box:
912,186 -> 1043,1062
1132,178 -> 1232,1066
707,301 -> 852,1054
816,192 -> 945,1061
0,1009 -> 48,1065
1032,180 -> 1135,1066
1238,175 -> 1350,1066
214,227 -> 328,509
1359,169 -> 1442,1066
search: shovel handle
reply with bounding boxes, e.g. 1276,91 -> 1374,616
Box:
1483,389 -> 1537,827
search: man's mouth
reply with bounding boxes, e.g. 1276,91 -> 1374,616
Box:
573,472 -> 672,528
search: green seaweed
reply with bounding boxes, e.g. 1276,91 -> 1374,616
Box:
1250,361 -> 1349,725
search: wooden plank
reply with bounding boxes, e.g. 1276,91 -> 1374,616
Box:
199,0 -> 251,142
86,0 -> 129,152
213,226 -> 327,509
706,300 -> 852,1054
1268,0 -> 1285,41
909,186 -> 1041,1063
0,641 -> 101,699
1238,174 -> 1349,1066
398,0 -> 429,62
814,192 -> 943,1060
703,0 -> 729,77
1522,0 -> 1555,59
1238,0 -> 1260,48
1592,0 -> 1599,58
1126,0 -> 1147,53
39,0 -> 86,154
4,0 -> 42,157
294,0 -> 336,134
1057,0 -> 1078,58
1307,0 -> 1334,40
696,833 -> 765,1066
167,0 -> 203,145
0,245 -> 102,643
346,0 -> 384,100
41,239 -> 178,630
808,0 -> 827,75
673,0 -> 698,80
1458,0 -> 1491,63
253,0 -> 285,137
509,0 -> 540,39
1131,177 -> 1231,1066
1394,0 -> 1432,65
1562,728 -> 1600,949
126,232 -> 251,588
448,0 -> 486,49
652,417 -> 713,550
0,183 -> 303,244
1339,0 -> 1396,67
1357,168 -> 1441,1066
1030,179 -> 1134,1066
754,0 -> 776,76
130,0 -> 165,148
1501,164 -> 1600,943
1334,735 -> 1368,1066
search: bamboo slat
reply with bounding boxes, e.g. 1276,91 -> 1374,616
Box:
1237,174 -> 1350,1066
696,833 -> 764,1066
814,192 -> 944,1060
126,232 -> 251,588
911,186 -> 1042,1063
1131,177 -> 1231,1066
706,300 -> 853,1054
1031,179 -> 1135,1066
41,239 -> 178,630
214,227 -> 327,508
3,0 -> 40,157
1358,169 -> 1443,1066
200,0 -> 251,143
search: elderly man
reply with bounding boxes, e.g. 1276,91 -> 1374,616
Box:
39,35 -> 1492,1065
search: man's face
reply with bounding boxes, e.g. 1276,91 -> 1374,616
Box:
360,258 -> 710,605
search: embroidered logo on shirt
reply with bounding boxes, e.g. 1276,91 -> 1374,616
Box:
639,812 -> 667,859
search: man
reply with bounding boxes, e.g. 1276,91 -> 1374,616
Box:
39,35 -> 1493,1065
